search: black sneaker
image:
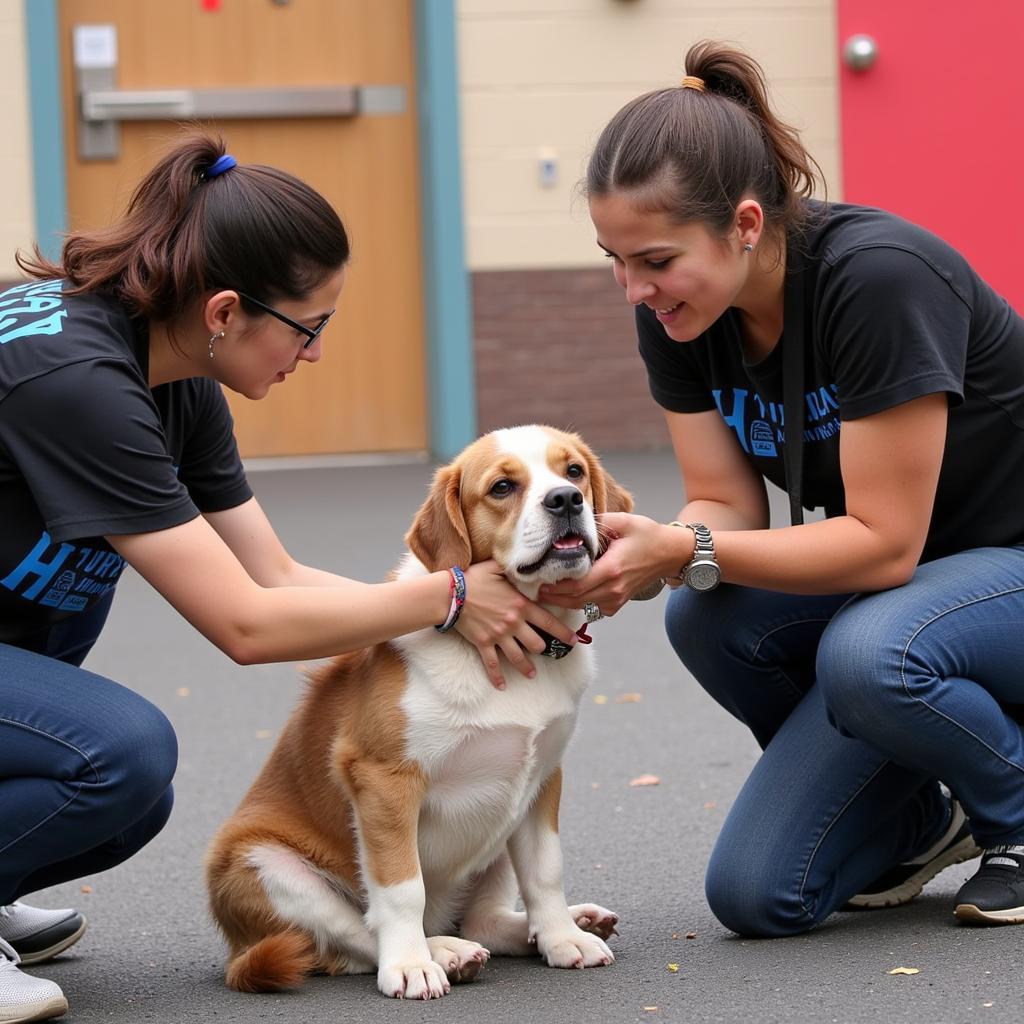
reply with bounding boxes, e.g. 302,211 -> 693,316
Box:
846,800 -> 981,909
954,844 -> 1024,925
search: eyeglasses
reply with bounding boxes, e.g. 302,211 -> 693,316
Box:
236,291 -> 336,349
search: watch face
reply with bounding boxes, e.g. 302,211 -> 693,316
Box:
686,560 -> 721,592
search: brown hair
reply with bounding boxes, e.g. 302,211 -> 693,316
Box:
16,131 -> 350,322
586,40 -> 824,242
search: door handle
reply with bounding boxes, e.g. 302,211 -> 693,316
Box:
843,34 -> 879,72
77,83 -> 406,160
81,85 -> 405,123
72,25 -> 405,160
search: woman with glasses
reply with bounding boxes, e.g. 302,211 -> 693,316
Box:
0,132 -> 577,1022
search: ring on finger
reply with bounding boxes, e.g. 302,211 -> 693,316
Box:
583,601 -> 604,623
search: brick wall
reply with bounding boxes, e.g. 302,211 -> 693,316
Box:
472,267 -> 670,451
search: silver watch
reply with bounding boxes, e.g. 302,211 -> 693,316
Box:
682,522 -> 720,592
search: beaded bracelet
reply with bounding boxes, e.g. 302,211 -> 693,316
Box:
435,565 -> 467,633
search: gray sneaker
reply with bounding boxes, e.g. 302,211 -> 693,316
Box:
0,905 -> 86,967
0,937 -> 67,1023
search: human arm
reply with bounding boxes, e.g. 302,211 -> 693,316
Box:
117,497 -> 577,686
542,392 -> 947,612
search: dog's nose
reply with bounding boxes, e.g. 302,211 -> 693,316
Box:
543,486 -> 584,518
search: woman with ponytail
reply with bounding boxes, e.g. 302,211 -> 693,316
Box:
0,133 -> 576,1020
542,41 -> 1024,937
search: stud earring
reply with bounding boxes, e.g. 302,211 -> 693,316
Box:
743,243 -> 754,253
208,330 -> 225,358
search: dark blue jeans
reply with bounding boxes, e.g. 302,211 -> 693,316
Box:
666,545 -> 1024,937
0,594 -> 177,904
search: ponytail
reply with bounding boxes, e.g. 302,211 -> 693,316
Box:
586,40 -> 824,240
17,131 -> 350,322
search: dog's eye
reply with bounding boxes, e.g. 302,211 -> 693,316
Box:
489,479 -> 515,497
566,463 -> 585,480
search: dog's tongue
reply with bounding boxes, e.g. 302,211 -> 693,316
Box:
553,535 -> 583,550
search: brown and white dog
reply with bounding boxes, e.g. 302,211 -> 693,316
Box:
205,425 -> 632,1000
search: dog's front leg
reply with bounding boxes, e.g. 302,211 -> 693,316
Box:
507,767 -> 615,969
344,759 -> 450,1000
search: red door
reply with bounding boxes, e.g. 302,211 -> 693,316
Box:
838,1 -> 1024,313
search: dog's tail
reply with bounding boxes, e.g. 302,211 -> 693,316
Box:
225,930 -> 317,992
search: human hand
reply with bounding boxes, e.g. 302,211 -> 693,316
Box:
456,560 -> 580,690
539,512 -> 689,617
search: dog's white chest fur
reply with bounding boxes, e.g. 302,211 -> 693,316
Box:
393,577 -> 593,883
414,717 -> 572,880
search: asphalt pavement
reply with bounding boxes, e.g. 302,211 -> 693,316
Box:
25,451 -> 1024,1024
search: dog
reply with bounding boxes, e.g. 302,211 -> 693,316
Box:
205,424 -> 632,1000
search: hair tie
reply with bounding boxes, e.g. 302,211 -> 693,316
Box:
204,154 -> 237,179
680,75 -> 706,92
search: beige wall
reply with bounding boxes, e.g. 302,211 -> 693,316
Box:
457,0 -> 840,271
0,0 -> 34,279
0,3 -> 841,280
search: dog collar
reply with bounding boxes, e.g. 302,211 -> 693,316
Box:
532,623 -> 593,660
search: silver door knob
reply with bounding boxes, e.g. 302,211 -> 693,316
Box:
843,34 -> 879,72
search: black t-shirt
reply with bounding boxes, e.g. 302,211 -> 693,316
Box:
639,201 -> 1024,563
0,279 -> 252,649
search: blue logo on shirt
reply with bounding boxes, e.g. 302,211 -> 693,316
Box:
0,280 -> 67,345
712,384 -> 842,456
1,532 -> 125,611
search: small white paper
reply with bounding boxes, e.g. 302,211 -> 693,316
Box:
73,24 -> 118,70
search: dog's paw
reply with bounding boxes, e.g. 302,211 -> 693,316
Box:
427,935 -> 490,984
377,960 -> 451,1000
536,927 -> 614,969
570,902 -> 619,940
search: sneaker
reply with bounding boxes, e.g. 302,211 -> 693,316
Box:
0,905 -> 86,967
846,799 -> 981,909
954,844 -> 1024,925
0,937 -> 68,1022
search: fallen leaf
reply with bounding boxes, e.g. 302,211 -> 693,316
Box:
176,687 -> 190,698
593,695 -> 608,705
615,692 -> 643,703
80,885 -> 92,894
629,774 -> 661,787
667,963 -> 679,973
888,967 -> 920,976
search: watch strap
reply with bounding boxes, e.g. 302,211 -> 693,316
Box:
684,522 -> 715,558
663,521 -> 715,585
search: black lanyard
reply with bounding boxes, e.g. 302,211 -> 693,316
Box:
782,247 -> 805,526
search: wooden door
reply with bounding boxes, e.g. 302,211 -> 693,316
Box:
58,0 -> 427,457
838,0 -> 1024,313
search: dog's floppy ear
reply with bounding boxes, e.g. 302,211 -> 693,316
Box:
596,470 -> 634,516
582,446 -> 633,517
578,440 -> 634,554
405,464 -> 473,572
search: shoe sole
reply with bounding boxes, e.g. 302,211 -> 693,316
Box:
846,836 -> 982,909
954,902 -> 1024,925
0,992 -> 68,1023
14,919 -> 87,967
